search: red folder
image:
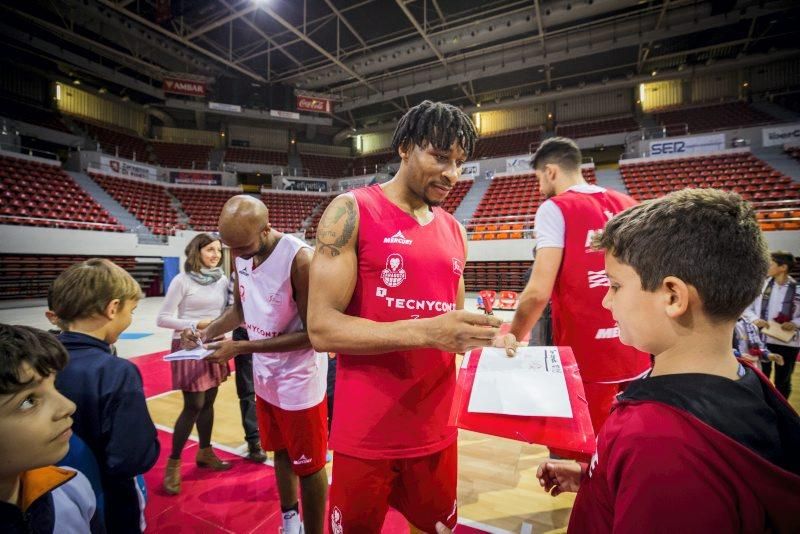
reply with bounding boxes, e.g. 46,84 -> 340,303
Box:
450,346 -> 596,458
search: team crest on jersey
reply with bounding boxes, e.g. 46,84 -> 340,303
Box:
331,506 -> 343,534
452,258 -> 463,276
381,253 -> 407,288
239,284 -> 246,302
383,230 -> 413,245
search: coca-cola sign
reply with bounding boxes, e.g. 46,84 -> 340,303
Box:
297,96 -> 332,113
164,78 -> 206,97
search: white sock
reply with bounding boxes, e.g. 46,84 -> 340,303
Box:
282,510 -> 301,534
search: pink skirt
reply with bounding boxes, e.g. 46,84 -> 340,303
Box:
170,338 -> 230,392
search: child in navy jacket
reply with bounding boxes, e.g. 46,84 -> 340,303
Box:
51,259 -> 159,534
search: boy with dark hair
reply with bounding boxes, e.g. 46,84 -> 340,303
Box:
0,324 -> 98,533
743,250 -> 799,399
51,259 -> 159,533
535,189 -> 800,532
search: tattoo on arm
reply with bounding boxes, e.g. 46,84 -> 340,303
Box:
316,197 -> 356,257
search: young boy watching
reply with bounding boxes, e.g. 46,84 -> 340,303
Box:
50,259 -> 159,534
533,188 -> 800,533
0,324 -> 98,533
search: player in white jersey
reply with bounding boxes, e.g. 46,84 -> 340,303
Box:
181,195 -> 327,534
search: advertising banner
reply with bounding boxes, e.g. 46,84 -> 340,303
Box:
100,156 -> 157,180
164,78 -> 206,97
506,157 -> 530,173
297,96 -> 333,113
462,161 -> 480,178
647,133 -> 725,156
170,171 -> 222,186
762,123 -> 800,147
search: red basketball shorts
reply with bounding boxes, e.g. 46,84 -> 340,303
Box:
255,395 -> 327,477
328,442 -> 457,533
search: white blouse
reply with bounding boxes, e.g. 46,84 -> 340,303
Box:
156,273 -> 229,338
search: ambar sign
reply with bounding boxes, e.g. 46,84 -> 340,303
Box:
164,78 -> 206,97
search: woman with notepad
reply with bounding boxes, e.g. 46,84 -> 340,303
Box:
156,233 -> 231,495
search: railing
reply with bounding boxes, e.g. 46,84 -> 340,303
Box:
0,215 -> 124,231
0,142 -> 61,161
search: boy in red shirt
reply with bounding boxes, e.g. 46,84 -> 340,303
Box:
535,188 -> 800,533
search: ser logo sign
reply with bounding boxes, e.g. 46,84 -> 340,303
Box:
650,141 -> 686,155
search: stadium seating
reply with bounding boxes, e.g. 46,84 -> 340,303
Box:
74,119 -> 150,162
299,154 -> 351,177
472,128 -> 543,159
651,102 -> 776,135
351,151 -> 394,175
620,151 -> 800,230
304,195 -> 335,240
0,154 -> 123,232
169,187 -> 239,232
260,192 -> 328,234
464,261 -> 530,292
0,254 -> 161,300
90,172 -> 179,235
467,167 -> 596,238
151,141 -> 212,169
555,116 -> 639,139
223,148 -> 288,166
440,179 -> 473,215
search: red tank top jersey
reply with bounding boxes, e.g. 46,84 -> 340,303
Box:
548,189 -> 651,382
330,184 -> 466,459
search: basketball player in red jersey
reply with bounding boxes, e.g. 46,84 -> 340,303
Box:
504,137 -> 651,435
307,100 -> 505,533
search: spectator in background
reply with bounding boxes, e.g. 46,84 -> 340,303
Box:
157,233 -> 233,495
743,250 -> 799,399
51,259 -> 159,533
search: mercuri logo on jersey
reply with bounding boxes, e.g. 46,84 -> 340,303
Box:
383,230 -> 413,245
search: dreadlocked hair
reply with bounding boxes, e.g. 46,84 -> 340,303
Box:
390,100 -> 478,159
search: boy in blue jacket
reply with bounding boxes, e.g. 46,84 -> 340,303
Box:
51,259 -> 159,533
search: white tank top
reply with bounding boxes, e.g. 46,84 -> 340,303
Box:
235,234 -> 327,410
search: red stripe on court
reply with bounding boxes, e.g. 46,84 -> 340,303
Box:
131,350 -> 171,397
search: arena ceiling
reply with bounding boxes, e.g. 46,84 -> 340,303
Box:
2,0 -> 799,131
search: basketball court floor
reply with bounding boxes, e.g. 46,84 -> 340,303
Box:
2,296 -> 797,533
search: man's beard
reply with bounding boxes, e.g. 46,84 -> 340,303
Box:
255,235 -> 270,257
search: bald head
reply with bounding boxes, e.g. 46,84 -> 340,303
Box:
218,195 -> 271,259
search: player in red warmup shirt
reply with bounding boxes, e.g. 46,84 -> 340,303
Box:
504,137 -> 651,435
308,100 -> 508,533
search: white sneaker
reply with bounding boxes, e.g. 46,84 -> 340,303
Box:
279,510 -> 303,534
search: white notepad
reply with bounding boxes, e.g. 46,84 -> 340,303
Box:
467,347 -> 573,418
163,347 -> 214,361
